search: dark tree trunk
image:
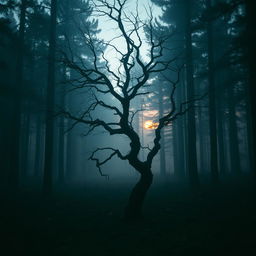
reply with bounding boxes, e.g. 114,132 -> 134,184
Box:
197,99 -> 205,173
125,170 -> 153,220
158,84 -> 166,177
58,85 -> 65,183
65,97 -> 79,181
34,113 -> 43,177
206,0 -> 219,183
227,86 -> 241,174
159,131 -> 166,177
21,108 -> 31,178
8,0 -> 27,191
60,0 -> 71,182
173,122 -> 180,175
185,0 -> 199,185
245,91 -> 253,173
173,119 -> 186,177
217,94 -> 226,175
173,81 -> 186,177
43,0 -> 57,196
245,0 -> 256,176
66,127 -> 73,179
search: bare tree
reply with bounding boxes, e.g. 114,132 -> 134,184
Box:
60,0 -> 199,220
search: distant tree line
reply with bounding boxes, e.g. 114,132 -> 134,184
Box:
151,0 -> 256,184
0,0 -> 101,196
0,0 -> 255,203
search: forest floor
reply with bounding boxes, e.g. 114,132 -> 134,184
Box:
1,175 -> 256,256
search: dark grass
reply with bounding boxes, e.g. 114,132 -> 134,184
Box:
1,175 -> 256,256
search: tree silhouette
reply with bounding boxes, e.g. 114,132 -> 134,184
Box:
60,0 -> 202,219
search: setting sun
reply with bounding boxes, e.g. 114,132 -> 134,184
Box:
144,120 -> 159,130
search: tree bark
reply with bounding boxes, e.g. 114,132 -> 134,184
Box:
21,107 -> 31,178
197,99 -> 205,173
58,67 -> 66,183
227,86 -> 241,174
43,0 -> 57,196
245,0 -> 256,176
158,84 -> 166,177
34,113 -> 43,177
8,0 -> 27,191
173,81 -> 186,177
217,94 -> 226,175
125,170 -> 153,220
206,0 -> 219,183
185,0 -> 199,185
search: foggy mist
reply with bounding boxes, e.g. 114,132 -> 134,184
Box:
1,0 -> 256,255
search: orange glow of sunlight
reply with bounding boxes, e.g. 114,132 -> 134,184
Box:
144,120 -> 159,130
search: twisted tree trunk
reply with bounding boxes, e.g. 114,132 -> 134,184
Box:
125,169 -> 153,220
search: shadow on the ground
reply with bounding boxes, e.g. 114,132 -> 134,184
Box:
1,176 -> 256,256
